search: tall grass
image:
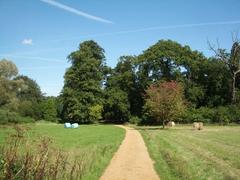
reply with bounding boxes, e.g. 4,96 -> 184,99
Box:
0,125 -> 95,180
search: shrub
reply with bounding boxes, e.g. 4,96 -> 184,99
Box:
181,107 -> 215,123
215,106 -> 230,125
227,104 -> 240,123
88,104 -> 103,123
18,101 -> 42,120
0,109 -> 34,124
129,116 -> 141,125
181,108 -> 203,123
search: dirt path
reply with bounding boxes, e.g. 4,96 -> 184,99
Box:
100,125 -> 160,180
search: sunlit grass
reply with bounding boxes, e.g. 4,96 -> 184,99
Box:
0,123 -> 125,180
138,125 -> 240,180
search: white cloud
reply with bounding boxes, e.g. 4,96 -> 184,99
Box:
22,39 -> 33,45
40,0 -> 113,24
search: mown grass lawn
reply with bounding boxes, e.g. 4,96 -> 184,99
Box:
138,125 -> 240,180
0,122 -> 125,180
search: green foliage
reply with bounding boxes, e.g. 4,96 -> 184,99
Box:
18,100 -> 42,120
0,74 -> 21,109
40,97 -> 58,122
0,61 -> 43,121
13,76 -> 43,120
129,116 -> 141,125
212,41 -> 240,103
15,75 -> 43,102
215,106 -> 230,125
0,59 -> 18,79
61,40 -> 105,123
89,104 -> 103,122
106,56 -> 142,116
0,109 -> 34,124
181,107 -> 215,123
103,88 -> 130,123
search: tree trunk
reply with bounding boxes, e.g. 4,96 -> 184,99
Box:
232,73 -> 236,104
162,121 -> 165,129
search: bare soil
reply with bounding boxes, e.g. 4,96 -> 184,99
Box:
100,125 -> 160,180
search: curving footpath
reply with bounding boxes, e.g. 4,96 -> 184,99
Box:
100,125 -> 160,180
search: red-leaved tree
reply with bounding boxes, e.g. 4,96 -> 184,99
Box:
144,81 -> 185,128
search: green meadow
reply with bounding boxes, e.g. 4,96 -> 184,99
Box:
138,125 -> 240,180
0,123 -> 125,180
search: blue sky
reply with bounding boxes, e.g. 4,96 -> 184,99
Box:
0,0 -> 240,96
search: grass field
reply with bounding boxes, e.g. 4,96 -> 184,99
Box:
0,122 -> 125,180
138,125 -> 240,180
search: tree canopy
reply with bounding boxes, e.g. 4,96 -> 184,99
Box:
61,40 -> 106,123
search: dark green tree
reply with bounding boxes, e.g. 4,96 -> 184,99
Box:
61,40 -> 105,123
14,75 -> 43,119
103,88 -> 130,123
15,75 -> 43,102
106,56 -> 141,116
41,97 -> 58,122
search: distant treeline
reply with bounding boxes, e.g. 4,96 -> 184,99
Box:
1,39 -> 240,125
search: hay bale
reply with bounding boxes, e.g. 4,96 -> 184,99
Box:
193,122 -> 203,130
198,122 -> 203,130
71,123 -> 79,128
64,122 -> 71,128
167,121 -> 175,127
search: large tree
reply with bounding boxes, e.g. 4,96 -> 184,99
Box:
13,75 -> 43,119
15,75 -> 43,102
210,40 -> 240,104
0,59 -> 21,110
61,40 -> 106,123
137,40 -> 207,109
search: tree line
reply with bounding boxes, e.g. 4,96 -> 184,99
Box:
1,38 -> 240,125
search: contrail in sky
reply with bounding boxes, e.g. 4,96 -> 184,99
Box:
40,0 -> 113,24
49,20 -> 240,42
0,54 -> 65,63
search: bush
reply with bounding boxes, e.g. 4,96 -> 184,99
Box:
214,106 -> 230,125
227,104 -> 240,123
129,116 -> 141,125
18,101 -> 42,120
181,107 -> 215,123
182,105 -> 240,124
88,104 -> 103,123
0,109 -> 34,124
